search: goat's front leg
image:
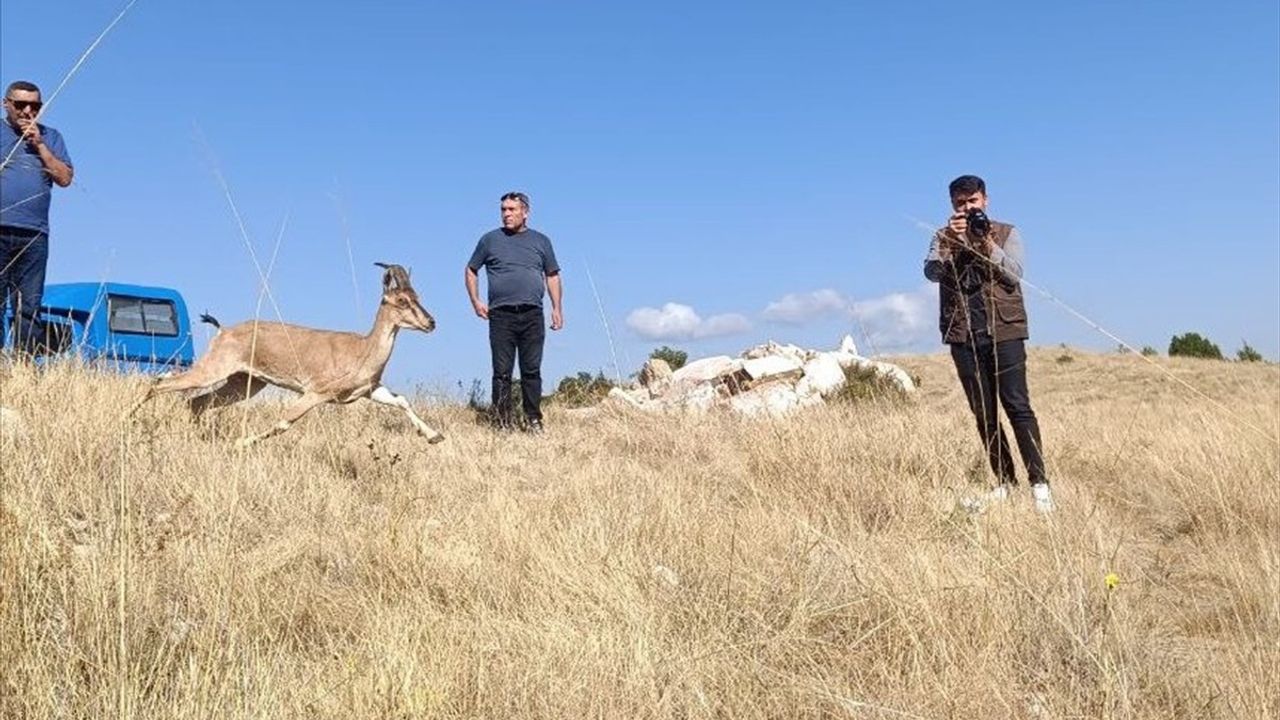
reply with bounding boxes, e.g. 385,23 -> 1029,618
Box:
370,386 -> 445,443
236,392 -> 327,448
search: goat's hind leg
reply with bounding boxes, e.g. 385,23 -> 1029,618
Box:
129,361 -> 239,417
189,372 -> 269,417
370,385 -> 445,443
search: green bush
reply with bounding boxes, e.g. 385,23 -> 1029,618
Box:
1168,332 -> 1223,360
832,364 -> 909,404
1140,346 -> 1158,357
649,346 -> 688,371
1237,341 -> 1263,363
551,371 -> 616,408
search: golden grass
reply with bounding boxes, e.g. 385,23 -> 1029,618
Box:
1,348 -> 1277,718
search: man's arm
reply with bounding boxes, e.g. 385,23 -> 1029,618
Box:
20,123 -> 73,187
465,236 -> 490,319
541,236 -> 563,330
37,142 -> 73,187
924,230 -> 953,284
986,228 -> 1025,288
546,272 -> 563,330
464,266 -> 488,319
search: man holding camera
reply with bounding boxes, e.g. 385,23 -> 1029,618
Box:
924,175 -> 1053,513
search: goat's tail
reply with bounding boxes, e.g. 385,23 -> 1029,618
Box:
199,312 -> 221,330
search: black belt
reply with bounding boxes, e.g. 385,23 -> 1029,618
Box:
490,303 -> 541,313
0,226 -> 45,238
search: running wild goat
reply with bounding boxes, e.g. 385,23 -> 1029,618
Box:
131,263 -> 444,446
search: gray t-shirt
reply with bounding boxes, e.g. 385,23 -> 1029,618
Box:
467,228 -> 560,309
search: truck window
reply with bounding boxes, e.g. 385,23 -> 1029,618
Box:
108,296 -> 179,337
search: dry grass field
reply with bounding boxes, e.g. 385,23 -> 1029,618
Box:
1,348 -> 1277,719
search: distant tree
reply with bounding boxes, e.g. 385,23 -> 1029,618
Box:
553,371 -> 615,408
1168,332 -> 1223,360
650,346 -> 688,371
1140,346 -> 1158,357
1237,341 -> 1263,363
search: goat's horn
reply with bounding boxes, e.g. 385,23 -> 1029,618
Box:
375,262 -> 411,291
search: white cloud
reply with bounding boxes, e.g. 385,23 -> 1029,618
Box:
849,285 -> 935,349
761,288 -> 851,324
625,302 -> 752,341
758,285 -> 938,350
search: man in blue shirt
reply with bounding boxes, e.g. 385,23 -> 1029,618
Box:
1,80 -> 74,353
465,191 -> 563,432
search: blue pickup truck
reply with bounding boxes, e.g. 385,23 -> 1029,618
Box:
2,282 -> 195,373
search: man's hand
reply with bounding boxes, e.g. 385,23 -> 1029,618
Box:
472,301 -> 489,320
947,210 -> 968,239
550,307 -> 563,331
17,119 -> 42,147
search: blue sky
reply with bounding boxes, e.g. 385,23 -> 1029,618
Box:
3,1 -> 1277,391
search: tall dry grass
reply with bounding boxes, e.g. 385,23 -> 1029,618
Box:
1,348 -> 1277,719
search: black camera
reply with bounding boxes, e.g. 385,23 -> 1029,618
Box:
965,208 -> 991,237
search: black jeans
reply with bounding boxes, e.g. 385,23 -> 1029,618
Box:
950,338 -> 1047,485
489,304 -> 546,424
0,226 -> 48,353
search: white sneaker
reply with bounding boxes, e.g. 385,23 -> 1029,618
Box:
1031,483 -> 1055,514
960,484 -> 1012,514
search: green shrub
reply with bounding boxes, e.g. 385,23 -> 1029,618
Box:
1168,332 -> 1223,360
833,364 -> 909,404
551,371 -> 616,408
1140,346 -> 1158,357
1237,341 -> 1263,363
649,346 -> 688,371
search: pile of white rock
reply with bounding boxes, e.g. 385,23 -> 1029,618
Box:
604,335 -> 915,418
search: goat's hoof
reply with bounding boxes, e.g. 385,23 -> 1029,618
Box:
427,433 -> 446,444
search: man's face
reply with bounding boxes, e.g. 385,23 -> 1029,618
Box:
3,89 -> 42,127
951,191 -> 988,214
501,198 -> 528,231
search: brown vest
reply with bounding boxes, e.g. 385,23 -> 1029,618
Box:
936,220 -> 1029,344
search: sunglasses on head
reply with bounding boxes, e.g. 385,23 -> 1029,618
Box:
5,99 -> 42,112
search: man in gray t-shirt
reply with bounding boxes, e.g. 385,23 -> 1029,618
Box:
465,191 -> 563,432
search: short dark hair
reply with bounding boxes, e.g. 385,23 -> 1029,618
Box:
5,80 -> 41,98
500,191 -> 530,210
948,175 -> 986,198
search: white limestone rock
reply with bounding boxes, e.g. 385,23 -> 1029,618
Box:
796,353 -> 847,398
671,356 -> 741,384
638,358 -> 673,388
741,355 -> 804,383
729,381 -> 802,418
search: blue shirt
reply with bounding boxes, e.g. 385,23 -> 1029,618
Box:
0,121 -> 72,233
467,227 -> 560,309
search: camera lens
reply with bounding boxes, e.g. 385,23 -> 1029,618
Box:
966,209 -> 991,237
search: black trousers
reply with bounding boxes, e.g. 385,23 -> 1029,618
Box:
950,338 -> 1047,485
489,304 -> 546,424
